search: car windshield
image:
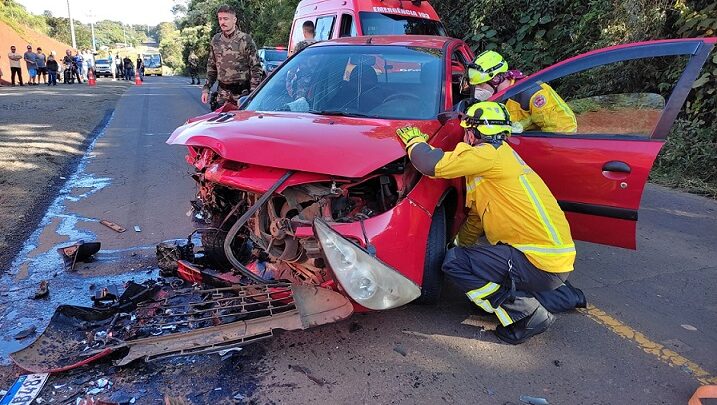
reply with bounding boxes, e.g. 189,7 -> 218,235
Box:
95,59 -> 109,64
264,49 -> 287,61
143,55 -> 162,68
245,45 -> 443,120
359,12 -> 447,36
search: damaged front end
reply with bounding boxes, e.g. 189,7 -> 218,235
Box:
187,145 -> 424,309
11,281 -> 352,373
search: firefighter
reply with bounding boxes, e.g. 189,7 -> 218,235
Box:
396,101 -> 585,344
201,4 -> 263,108
466,50 -> 577,133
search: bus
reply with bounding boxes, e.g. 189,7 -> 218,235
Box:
143,53 -> 163,76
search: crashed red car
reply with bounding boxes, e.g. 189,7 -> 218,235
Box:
167,35 -> 715,311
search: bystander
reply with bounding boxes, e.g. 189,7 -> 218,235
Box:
35,47 -> 47,85
24,45 -> 37,85
8,46 -> 24,86
46,54 -> 59,86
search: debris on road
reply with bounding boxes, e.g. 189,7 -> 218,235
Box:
100,220 -> 127,233
11,277 -> 353,373
91,285 -> 120,308
57,240 -> 102,271
393,346 -> 407,357
32,280 -> 50,299
14,325 -> 37,340
520,395 -> 550,405
289,364 -> 326,386
133,226 -> 141,233
156,239 -> 194,275
681,324 -> 698,331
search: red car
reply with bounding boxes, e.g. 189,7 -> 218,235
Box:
168,35 -> 715,311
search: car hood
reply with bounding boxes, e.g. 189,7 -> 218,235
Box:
167,110 -> 441,178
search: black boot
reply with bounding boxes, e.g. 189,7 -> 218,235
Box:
495,306 -> 554,345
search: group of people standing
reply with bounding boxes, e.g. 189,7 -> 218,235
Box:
112,54 -> 144,82
3,45 -> 96,86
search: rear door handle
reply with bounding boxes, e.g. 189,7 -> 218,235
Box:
602,161 -> 631,173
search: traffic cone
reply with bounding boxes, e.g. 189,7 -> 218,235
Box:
88,69 -> 96,86
134,71 -> 142,86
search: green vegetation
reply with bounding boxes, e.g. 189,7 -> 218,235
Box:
434,0 -> 717,196
174,0 -> 298,75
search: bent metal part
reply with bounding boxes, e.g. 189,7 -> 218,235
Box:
10,283 -> 353,373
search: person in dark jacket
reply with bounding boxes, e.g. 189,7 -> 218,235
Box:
46,54 -> 59,86
123,56 -> 134,81
136,55 -> 144,81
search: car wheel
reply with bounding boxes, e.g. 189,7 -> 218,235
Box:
414,204 -> 446,304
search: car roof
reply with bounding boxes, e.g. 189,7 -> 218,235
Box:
312,35 -> 453,49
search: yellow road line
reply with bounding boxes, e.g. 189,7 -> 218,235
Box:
579,304 -> 717,385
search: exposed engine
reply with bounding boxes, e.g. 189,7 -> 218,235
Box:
190,154 -> 418,285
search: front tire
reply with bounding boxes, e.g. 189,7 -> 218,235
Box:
414,204 -> 446,304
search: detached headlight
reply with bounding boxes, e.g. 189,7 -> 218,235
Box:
313,219 -> 421,310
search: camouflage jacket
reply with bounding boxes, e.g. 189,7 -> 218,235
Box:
293,39 -> 318,55
188,54 -> 199,68
204,30 -> 262,92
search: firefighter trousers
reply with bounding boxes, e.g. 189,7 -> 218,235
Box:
442,244 -> 584,326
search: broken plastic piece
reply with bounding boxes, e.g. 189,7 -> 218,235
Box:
100,220 -> 127,233
520,395 -> 549,405
57,240 -> 101,271
133,226 -> 141,233
32,280 -> 49,299
14,325 -> 37,340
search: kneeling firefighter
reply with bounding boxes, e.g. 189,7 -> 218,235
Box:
396,101 -> 585,344
466,50 -> 577,133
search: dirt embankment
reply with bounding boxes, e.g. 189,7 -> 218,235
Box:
1,20 -> 74,84
0,80 -> 130,270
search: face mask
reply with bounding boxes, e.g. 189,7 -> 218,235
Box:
473,87 -> 493,101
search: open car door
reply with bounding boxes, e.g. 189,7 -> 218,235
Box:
493,38 -> 715,249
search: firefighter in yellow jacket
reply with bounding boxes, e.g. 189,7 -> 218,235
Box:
396,101 -> 585,344
467,50 -> 577,133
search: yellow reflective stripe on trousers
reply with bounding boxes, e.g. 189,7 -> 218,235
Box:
518,175 -> 563,245
467,282 -> 500,300
466,283 -> 514,327
513,243 -> 576,256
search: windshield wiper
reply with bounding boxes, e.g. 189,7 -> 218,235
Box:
309,110 -> 375,118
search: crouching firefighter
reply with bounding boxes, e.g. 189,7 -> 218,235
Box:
396,101 -> 586,344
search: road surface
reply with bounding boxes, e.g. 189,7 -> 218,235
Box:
0,76 -> 715,404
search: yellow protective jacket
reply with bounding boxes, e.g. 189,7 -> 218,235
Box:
506,82 -> 577,133
409,140 -> 575,273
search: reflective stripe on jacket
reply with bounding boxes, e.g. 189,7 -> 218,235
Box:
506,82 -> 577,133
410,141 -> 575,273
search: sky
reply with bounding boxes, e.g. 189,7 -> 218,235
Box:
17,0 -> 180,26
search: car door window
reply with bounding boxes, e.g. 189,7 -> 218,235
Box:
492,39 -> 714,249
506,56 -> 689,137
339,14 -> 357,38
315,15 -> 336,41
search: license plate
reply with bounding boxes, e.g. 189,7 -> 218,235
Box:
0,374 -> 49,405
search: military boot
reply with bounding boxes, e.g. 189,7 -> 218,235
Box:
495,306 -> 554,345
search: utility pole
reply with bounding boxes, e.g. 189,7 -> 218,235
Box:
123,24 -> 128,47
66,0 -> 77,49
88,10 -> 97,52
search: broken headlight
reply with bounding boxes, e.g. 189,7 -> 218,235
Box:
313,219 -> 421,310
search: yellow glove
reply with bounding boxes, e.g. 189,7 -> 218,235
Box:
396,126 -> 428,153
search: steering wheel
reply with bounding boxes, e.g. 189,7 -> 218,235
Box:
381,92 -> 422,105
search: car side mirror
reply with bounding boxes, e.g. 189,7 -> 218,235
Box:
437,111 -> 462,125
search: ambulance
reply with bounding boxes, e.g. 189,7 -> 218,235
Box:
289,0 -> 445,54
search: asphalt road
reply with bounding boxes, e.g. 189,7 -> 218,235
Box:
1,76 -> 715,404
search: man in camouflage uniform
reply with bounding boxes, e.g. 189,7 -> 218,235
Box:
290,21 -> 317,56
188,50 -> 199,85
201,4 -> 262,108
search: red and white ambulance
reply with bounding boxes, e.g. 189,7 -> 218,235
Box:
288,0 -> 445,54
